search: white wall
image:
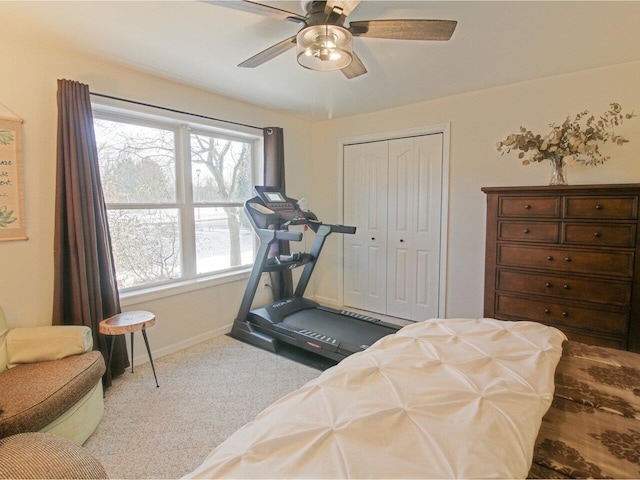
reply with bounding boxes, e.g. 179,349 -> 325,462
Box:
0,24 -> 312,361
309,61 -> 640,319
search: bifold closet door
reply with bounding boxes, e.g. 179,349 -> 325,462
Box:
386,134 -> 443,320
343,133 -> 443,321
343,141 -> 388,315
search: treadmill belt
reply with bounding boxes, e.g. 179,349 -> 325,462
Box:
281,308 -> 397,350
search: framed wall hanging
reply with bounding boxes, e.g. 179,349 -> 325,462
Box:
0,116 -> 27,241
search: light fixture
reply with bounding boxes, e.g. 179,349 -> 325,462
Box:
296,24 -> 353,72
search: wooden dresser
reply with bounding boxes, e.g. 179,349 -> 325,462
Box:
482,184 -> 640,352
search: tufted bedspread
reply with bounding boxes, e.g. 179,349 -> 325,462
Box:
186,318 -> 566,479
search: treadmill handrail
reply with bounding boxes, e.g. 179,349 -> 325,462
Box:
307,219 -> 356,236
331,224 -> 356,235
276,230 -> 303,242
293,221 -> 355,298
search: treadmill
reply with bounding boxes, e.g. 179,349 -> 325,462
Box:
230,186 -> 401,363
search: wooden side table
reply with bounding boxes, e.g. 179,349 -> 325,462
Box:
99,310 -> 159,387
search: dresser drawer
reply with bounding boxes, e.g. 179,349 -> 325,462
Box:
559,327 -> 627,350
495,294 -> 628,334
496,269 -> 632,306
563,223 -> 636,247
498,221 -> 559,243
497,244 -> 635,277
565,196 -> 638,219
498,196 -> 561,218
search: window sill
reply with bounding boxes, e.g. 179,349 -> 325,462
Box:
119,268 -> 252,307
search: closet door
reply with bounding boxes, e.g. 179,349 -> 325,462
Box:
387,134 -> 443,320
343,141 -> 388,314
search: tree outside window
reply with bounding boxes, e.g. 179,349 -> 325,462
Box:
94,113 -> 257,291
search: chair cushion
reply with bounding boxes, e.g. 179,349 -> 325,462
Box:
0,432 -> 108,479
0,351 -> 105,438
0,307 -> 8,372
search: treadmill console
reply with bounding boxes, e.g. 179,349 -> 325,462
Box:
250,186 -> 310,226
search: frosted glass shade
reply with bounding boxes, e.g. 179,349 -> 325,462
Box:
296,25 -> 353,71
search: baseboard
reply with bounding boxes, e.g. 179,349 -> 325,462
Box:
312,295 -> 339,308
130,323 -> 232,367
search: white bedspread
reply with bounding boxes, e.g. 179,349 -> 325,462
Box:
186,318 -> 566,479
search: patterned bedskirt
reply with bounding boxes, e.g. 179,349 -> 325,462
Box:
529,341 -> 640,478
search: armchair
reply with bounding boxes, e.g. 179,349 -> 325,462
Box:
0,306 -> 105,444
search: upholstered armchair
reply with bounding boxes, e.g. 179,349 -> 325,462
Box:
0,306 -> 105,444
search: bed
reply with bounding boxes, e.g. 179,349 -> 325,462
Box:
185,318 -> 640,479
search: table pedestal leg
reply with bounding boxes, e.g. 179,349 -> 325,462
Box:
130,332 -> 135,373
142,329 -> 159,388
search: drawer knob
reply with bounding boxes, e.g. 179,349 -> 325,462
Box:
563,284 -> 570,290
545,282 -> 552,288
562,311 -> 568,317
544,309 -> 551,314
565,257 -> 571,262
594,232 -> 601,237
400,239 -> 404,243
523,229 -> 530,234
524,205 -> 531,209
595,205 -> 602,210
547,256 -> 553,261
371,237 -> 376,241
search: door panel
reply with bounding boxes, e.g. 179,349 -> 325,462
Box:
343,141 -> 388,314
387,134 -> 443,320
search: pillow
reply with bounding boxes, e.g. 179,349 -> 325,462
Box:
6,325 -> 93,368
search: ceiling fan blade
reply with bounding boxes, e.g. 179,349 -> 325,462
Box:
341,50 -> 367,79
205,1 -> 307,24
349,19 -> 457,41
238,35 -> 297,68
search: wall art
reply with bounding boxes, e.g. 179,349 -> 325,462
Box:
0,116 -> 27,241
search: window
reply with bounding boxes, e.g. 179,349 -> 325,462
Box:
93,105 -> 261,292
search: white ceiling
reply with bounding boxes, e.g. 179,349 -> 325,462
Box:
5,1 -> 640,120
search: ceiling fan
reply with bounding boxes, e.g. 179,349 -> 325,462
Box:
208,0 -> 457,79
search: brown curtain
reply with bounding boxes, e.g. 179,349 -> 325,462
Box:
53,79 -> 128,386
263,127 -> 293,300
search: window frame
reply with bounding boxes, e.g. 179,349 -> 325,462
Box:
91,97 -> 263,302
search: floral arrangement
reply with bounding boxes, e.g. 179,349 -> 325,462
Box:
496,103 -> 636,167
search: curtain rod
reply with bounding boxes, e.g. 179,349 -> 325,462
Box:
90,92 -> 264,132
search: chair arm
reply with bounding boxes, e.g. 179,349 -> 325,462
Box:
5,325 -> 93,368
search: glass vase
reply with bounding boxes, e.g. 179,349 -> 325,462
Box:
549,157 -> 568,186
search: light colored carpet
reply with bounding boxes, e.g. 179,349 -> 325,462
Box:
83,334 -> 321,479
